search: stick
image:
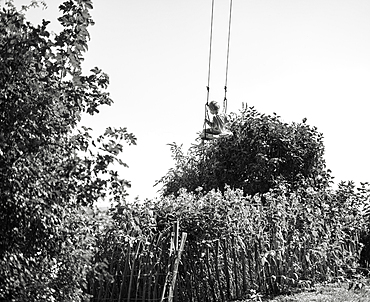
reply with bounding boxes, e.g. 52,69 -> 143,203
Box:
168,232 -> 187,302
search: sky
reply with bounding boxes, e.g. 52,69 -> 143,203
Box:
8,0 -> 370,202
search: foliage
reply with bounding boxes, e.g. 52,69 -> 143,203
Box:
359,182 -> 370,269
0,1 -> 135,301
157,107 -> 332,197
92,181 -> 369,301
85,201 -> 173,301
0,207 -> 110,302
149,181 -> 369,299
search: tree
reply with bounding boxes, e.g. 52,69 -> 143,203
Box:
157,106 -> 332,198
0,1 -> 135,301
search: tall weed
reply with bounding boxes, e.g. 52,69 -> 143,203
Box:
152,182 -> 368,299
89,181 -> 369,301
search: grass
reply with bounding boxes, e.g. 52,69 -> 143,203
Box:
236,279 -> 370,302
266,280 -> 370,302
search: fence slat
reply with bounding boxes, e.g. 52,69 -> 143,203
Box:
118,243 -> 131,302
232,237 -> 239,298
205,246 -> 217,302
215,240 -> 225,302
222,238 -> 231,300
127,241 -> 142,302
168,232 -> 187,302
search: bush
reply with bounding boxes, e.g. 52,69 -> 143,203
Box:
157,107 -> 332,198
0,2 -> 135,301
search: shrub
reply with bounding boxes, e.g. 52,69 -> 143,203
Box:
0,2 -> 135,301
157,107 -> 332,198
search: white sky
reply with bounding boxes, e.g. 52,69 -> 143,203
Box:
10,0 -> 370,202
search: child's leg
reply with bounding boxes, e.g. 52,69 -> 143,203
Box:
206,128 -> 222,135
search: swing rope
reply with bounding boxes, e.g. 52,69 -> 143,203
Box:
204,0 -> 215,131
203,0 -> 233,139
223,0 -> 233,115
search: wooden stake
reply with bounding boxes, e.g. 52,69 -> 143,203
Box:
168,232 -> 187,302
127,241 -> 142,302
223,238 -> 231,300
215,239 -> 225,301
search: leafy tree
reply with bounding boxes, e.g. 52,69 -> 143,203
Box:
157,107 -> 332,198
0,1 -> 135,301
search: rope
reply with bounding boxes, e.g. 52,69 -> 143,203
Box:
204,0 -> 215,136
203,0 -> 233,138
206,0 -> 215,104
223,0 -> 233,115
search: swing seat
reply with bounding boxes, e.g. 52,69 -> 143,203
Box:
202,133 -> 217,140
219,129 -> 233,137
201,129 -> 233,140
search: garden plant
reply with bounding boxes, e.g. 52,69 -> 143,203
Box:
0,1 -> 135,301
1,1 -> 369,302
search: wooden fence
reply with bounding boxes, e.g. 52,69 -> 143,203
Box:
88,223 -> 361,302
88,221 -> 187,302
88,233 -> 275,302
177,236 -> 264,302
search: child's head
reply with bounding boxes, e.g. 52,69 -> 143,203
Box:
208,101 -> 220,114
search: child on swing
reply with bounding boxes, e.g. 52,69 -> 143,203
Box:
201,100 -> 228,140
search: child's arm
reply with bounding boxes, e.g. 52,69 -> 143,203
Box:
205,118 -> 213,127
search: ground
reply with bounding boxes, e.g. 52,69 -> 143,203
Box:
236,279 -> 370,302
267,281 -> 370,302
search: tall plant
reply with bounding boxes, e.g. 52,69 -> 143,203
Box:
150,182 -> 368,299
0,1 -> 135,301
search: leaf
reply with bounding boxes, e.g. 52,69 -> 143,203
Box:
85,1 -> 93,9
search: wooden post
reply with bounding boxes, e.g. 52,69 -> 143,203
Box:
168,232 -> 187,302
118,244 -> 130,302
161,221 -> 187,302
248,246 -> 255,291
254,240 -> 261,291
104,246 -> 117,301
215,240 -> 225,302
241,248 -> 247,295
205,246 -> 217,302
174,221 -> 179,254
223,238 -> 231,300
153,240 -> 165,301
127,241 -> 142,302
232,237 -> 239,298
